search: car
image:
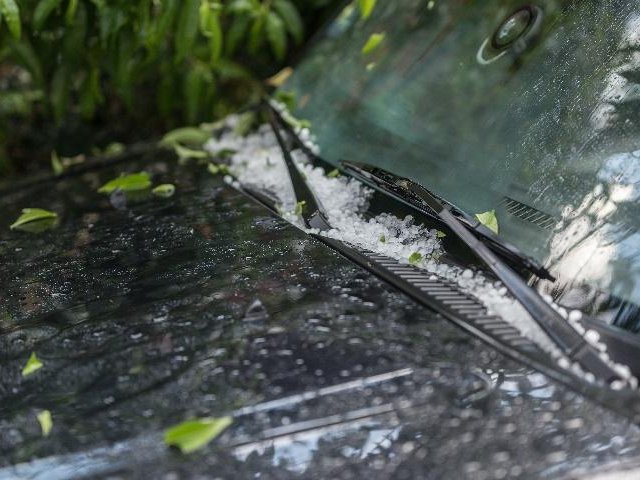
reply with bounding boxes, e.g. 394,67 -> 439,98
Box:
2,1 -> 640,479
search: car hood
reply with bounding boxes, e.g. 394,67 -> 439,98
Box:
1,152 -> 640,479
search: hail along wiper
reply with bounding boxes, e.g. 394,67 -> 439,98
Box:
341,161 -> 554,281
340,162 -> 622,385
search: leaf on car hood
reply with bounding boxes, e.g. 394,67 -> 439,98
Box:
164,417 -> 232,453
97,172 -> 152,194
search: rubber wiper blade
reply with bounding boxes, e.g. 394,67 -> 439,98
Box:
341,160 -> 554,281
341,163 -> 621,384
265,106 -> 332,232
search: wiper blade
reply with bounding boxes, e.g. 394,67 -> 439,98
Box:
264,104 -> 622,386
341,161 -> 554,281
340,162 -> 621,385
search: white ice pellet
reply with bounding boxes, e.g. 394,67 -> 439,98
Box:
584,329 -> 600,344
568,310 -> 583,323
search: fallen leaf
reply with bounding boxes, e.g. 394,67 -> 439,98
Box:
475,209 -> 499,234
37,410 -> 53,437
22,352 -> 43,377
266,66 -> 294,87
152,184 -> 176,198
362,32 -> 385,55
408,252 -> 423,264
10,209 -> 58,233
97,172 -> 152,194
164,417 -> 232,454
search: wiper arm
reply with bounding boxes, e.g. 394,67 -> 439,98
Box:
340,162 -> 621,385
265,106 -> 332,232
341,161 -> 554,281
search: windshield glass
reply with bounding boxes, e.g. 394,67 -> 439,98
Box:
282,0 -> 640,332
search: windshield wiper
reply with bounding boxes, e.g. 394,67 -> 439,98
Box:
265,104 -> 623,386
266,107 -> 332,232
340,162 -> 623,385
340,161 -> 554,281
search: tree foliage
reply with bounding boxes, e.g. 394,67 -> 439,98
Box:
0,0 -> 336,174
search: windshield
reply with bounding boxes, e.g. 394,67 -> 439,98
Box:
282,0 -> 640,333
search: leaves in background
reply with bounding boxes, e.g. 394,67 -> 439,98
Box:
175,0 -> 200,62
51,151 -> 64,175
11,208 -> 58,232
97,172 -> 152,194
273,0 -> 303,44
22,352 -> 44,377
475,209 -> 499,234
0,0 -> 21,39
66,0 -> 79,24
161,127 -> 211,148
164,417 -> 232,454
362,32 -> 385,55
266,11 -> 286,61
152,184 -> 176,198
34,0 -> 63,31
37,410 -> 53,437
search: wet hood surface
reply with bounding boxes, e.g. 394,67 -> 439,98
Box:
1,155 -> 640,479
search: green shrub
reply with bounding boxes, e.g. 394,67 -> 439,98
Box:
0,0 -> 336,174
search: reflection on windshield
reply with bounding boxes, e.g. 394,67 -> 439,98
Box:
283,0 -> 640,333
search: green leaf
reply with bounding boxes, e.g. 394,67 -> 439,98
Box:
379,234 -> 386,243
198,0 -> 211,34
266,11 -> 287,61
161,127 -> 211,148
33,0 -> 63,31
362,32 -> 385,55
22,352 -> 44,377
175,0 -> 200,62
37,410 -> 53,437
174,144 -> 209,161
248,14 -> 266,55
273,0 -> 303,44
357,0 -> 377,20
184,65 -> 208,124
436,230 -> 447,238
65,0 -> 78,24
408,252 -> 423,265
102,142 -> 125,157
326,169 -> 340,178
164,417 -> 232,454
9,39 -> 43,86
97,172 -> 152,194
233,111 -> 257,137
0,0 -> 21,39
294,200 -> 306,216
152,184 -> 176,198
51,151 -> 64,175
207,163 -> 229,175
227,0 -> 252,14
475,209 -> 499,234
225,15 -> 250,56
206,12 -> 223,64
50,66 -> 69,124
11,209 -> 58,231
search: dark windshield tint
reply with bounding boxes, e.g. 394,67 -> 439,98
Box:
283,0 -> 640,333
